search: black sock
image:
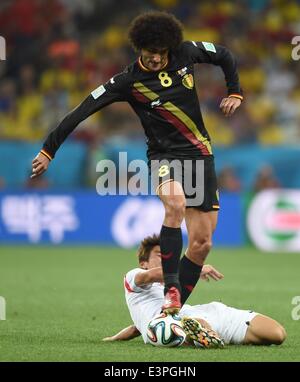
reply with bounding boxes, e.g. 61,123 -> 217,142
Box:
179,255 -> 202,304
160,225 -> 182,293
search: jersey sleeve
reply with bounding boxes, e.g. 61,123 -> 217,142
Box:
124,268 -> 152,293
182,40 -> 243,100
41,71 -> 131,159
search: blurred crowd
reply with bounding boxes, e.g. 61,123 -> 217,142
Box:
218,164 -> 281,193
0,0 -> 300,191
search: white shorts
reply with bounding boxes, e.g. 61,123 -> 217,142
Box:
179,301 -> 258,345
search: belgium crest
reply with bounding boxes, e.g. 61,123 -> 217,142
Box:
182,74 -> 194,89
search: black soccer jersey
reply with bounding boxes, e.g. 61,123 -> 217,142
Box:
41,41 -> 243,162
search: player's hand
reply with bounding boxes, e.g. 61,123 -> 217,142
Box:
102,336 -> 116,342
102,325 -> 140,341
220,97 -> 241,117
200,264 -> 224,282
31,152 -> 50,178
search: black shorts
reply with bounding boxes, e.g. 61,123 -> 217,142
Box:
149,156 -> 219,211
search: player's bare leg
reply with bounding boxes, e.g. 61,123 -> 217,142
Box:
185,209 -> 218,266
243,314 -> 286,345
182,316 -> 224,349
158,180 -> 185,314
179,209 -> 218,304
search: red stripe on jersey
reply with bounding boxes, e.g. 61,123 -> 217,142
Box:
132,88 -> 149,103
156,106 -> 210,155
124,277 -> 134,293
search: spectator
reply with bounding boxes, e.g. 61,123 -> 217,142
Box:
218,166 -> 241,193
253,165 -> 281,193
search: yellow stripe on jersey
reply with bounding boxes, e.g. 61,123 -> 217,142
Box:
162,102 -> 212,154
133,82 -> 158,101
133,81 -> 212,154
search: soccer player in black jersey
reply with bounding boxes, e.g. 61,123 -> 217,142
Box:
31,12 -> 243,314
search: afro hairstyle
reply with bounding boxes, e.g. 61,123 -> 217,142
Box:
128,11 -> 183,52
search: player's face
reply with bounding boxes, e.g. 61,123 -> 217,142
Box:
147,245 -> 162,269
141,48 -> 169,71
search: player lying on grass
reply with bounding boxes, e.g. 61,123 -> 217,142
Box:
103,235 -> 286,348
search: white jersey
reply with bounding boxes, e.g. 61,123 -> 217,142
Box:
124,268 -> 258,345
124,268 -> 164,343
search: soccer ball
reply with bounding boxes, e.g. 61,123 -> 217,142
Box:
146,313 -> 186,347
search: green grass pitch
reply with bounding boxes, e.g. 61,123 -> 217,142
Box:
0,245 -> 299,362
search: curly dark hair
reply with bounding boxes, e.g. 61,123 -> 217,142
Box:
128,11 -> 183,52
137,234 -> 160,263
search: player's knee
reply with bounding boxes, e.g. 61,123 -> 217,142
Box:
164,197 -> 186,222
189,238 -> 212,257
271,326 -> 286,345
202,240 -> 213,254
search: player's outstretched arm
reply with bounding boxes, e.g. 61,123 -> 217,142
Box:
134,265 -> 223,286
102,325 -> 141,341
134,267 -> 163,286
31,71 -> 130,178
